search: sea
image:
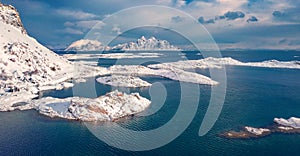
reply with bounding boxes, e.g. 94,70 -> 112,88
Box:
0,50 -> 300,156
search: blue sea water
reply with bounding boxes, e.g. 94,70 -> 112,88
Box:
0,50 -> 300,155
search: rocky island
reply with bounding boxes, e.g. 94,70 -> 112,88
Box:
220,117 -> 300,139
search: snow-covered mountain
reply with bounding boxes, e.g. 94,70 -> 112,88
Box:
65,39 -> 110,51
0,2 -> 74,95
0,3 -> 26,34
64,36 -> 181,52
111,36 -> 181,51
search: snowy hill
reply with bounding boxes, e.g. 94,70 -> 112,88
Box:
65,39 -> 110,51
0,2 -> 75,95
111,36 -> 181,51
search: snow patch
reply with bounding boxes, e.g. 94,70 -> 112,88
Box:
0,91 -> 37,111
96,75 -> 151,87
274,117 -> 300,129
244,126 -> 270,135
65,39 -> 110,51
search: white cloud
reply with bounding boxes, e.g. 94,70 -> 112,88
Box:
218,38 -> 300,50
64,21 -> 75,27
112,25 -> 122,35
37,0 -> 299,49
63,27 -> 84,35
175,0 -> 186,8
155,0 -> 172,5
103,14 -> 112,18
63,20 -> 105,33
75,20 -> 105,29
187,0 -> 248,17
216,0 -> 248,10
56,9 -> 98,20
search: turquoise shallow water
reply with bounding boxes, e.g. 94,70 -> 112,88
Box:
0,50 -> 300,155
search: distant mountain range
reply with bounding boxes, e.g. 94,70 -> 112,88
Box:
65,36 -> 181,51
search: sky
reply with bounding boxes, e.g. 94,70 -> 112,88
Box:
1,0 -> 300,50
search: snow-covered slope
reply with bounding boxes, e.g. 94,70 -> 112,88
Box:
0,3 -> 26,34
0,3 -> 86,98
111,36 -> 181,51
65,39 -> 110,51
0,21 -> 75,94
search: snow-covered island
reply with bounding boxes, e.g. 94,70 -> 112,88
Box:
35,90 -> 150,121
244,126 -> 271,136
220,117 -> 300,139
97,75 -> 152,88
220,126 -> 271,139
106,65 -> 218,85
274,117 -> 300,129
148,57 -> 300,70
64,36 -> 181,52
0,90 -> 150,121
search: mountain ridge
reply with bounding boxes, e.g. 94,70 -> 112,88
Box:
65,36 -> 181,51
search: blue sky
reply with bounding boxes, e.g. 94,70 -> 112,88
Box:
2,0 -> 300,50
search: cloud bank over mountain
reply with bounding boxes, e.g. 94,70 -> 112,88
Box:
2,0 -> 300,50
